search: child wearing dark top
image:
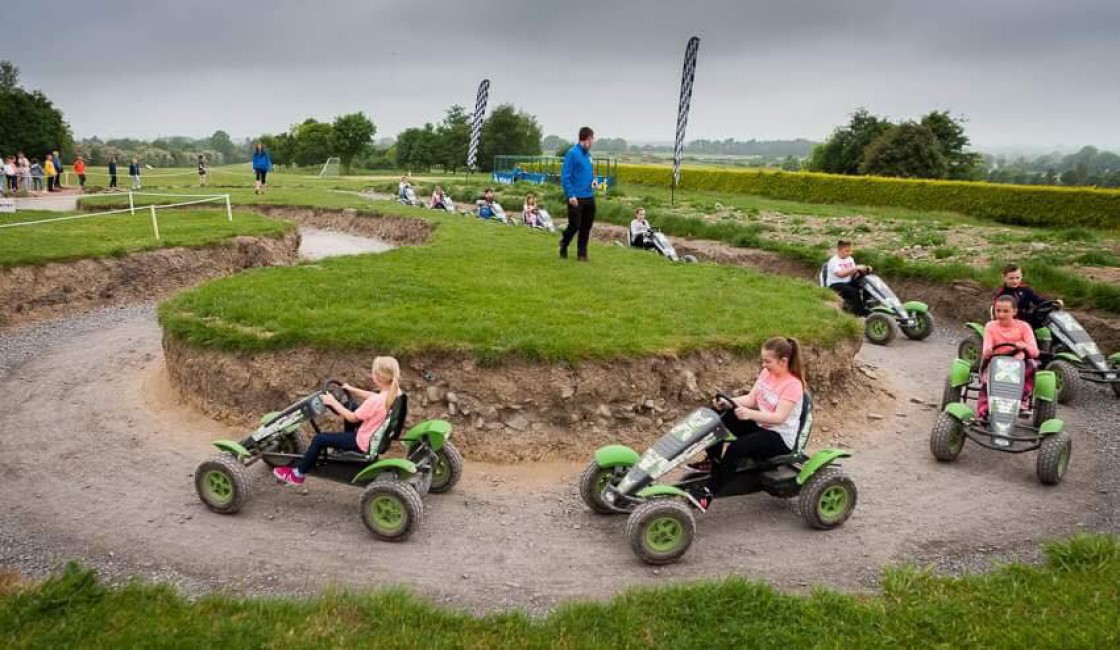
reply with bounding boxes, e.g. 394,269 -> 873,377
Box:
108,158 -> 118,189
994,264 -> 1062,330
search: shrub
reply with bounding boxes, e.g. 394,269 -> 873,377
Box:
618,164 -> 1120,230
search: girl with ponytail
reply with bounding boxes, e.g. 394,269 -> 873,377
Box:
274,356 -> 402,486
693,337 -> 807,507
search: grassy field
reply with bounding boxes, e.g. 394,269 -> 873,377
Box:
0,207 -> 293,268
3,534 -> 1117,648
160,202 -> 856,360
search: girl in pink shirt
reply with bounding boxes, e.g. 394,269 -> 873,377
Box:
978,295 -> 1039,419
696,337 -> 807,507
274,356 -> 401,486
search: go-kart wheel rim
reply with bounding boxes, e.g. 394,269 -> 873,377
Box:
1053,371 -> 1063,396
432,455 -> 450,485
368,495 -> 407,534
595,469 -> 614,494
961,342 -> 979,364
817,485 -> 850,522
202,470 -> 234,506
644,516 -> 685,553
867,319 -> 889,340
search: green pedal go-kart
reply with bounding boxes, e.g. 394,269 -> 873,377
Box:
580,392 -> 857,565
817,265 -> 934,345
933,343 -> 1070,484
193,380 -> 463,541
958,300 -> 1120,404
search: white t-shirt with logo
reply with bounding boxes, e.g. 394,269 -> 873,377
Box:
825,254 -> 857,286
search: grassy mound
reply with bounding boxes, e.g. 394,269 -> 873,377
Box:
3,534 -> 1118,647
160,204 -> 856,362
0,208 -> 292,268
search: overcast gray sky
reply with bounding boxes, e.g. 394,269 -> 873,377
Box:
5,0 -> 1119,151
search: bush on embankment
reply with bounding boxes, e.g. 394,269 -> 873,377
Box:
617,164 -> 1120,230
2,534 -> 1118,647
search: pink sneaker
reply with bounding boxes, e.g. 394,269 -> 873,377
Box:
273,466 -> 304,486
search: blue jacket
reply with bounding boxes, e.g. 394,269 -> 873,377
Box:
252,149 -> 272,171
561,144 -> 594,199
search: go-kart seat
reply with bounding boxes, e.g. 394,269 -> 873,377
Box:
330,393 -> 409,461
818,262 -> 829,288
750,391 -> 814,469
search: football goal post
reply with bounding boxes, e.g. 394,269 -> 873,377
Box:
318,157 -> 341,177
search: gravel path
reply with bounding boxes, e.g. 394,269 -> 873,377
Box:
1,305 -> 1117,612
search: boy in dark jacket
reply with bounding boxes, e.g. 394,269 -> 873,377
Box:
995,263 -> 1062,330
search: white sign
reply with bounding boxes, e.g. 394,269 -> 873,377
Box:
0,199 -> 16,213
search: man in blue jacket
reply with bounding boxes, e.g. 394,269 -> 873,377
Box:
559,126 -> 597,261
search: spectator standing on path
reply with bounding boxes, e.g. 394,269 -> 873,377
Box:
198,154 -> 208,187
252,142 -> 272,194
44,154 -> 57,192
129,158 -> 142,190
30,158 -> 43,191
559,126 -> 597,261
73,156 -> 87,191
52,150 -> 63,190
108,157 -> 118,189
18,152 -> 31,192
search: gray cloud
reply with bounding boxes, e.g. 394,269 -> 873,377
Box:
4,0 -> 1119,149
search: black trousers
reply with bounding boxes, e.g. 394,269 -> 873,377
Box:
707,414 -> 791,494
560,197 -> 596,258
829,282 -> 867,315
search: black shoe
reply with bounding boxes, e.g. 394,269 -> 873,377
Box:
577,255 -> 588,262
559,249 -> 568,259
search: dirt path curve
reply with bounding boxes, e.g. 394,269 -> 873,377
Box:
1,307 -> 1114,614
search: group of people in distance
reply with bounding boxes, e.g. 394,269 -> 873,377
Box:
1,150 -> 87,194
825,238 -> 1060,418
395,175 -> 556,232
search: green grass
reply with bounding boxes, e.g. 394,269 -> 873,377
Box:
3,534 -> 1118,648
0,208 -> 293,268
160,202 -> 856,361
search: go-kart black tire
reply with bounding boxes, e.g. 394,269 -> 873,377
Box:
1033,397 -> 1058,429
360,479 -> 423,542
901,311 -> 935,341
930,412 -> 966,462
682,254 -> 698,264
1036,430 -> 1072,485
428,442 -> 463,494
1113,382 -> 1120,399
626,499 -> 695,565
864,313 -> 896,346
579,461 -> 624,515
940,377 -> 963,410
261,432 -> 308,470
195,453 -> 254,515
1046,360 -> 1081,405
958,334 -> 983,371
799,467 -> 858,530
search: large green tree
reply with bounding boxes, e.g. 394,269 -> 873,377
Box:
476,104 -> 542,172
291,119 -> 335,167
0,61 -> 73,157
920,110 -> 982,179
331,112 -> 376,174
436,105 -> 470,173
395,124 -> 439,171
807,108 -> 892,175
860,122 -> 948,179
208,130 -> 237,162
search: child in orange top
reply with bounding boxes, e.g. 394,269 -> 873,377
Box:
274,356 -> 401,486
73,156 -> 87,191
978,295 -> 1039,418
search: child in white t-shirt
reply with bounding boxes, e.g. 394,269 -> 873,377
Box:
825,240 -> 871,315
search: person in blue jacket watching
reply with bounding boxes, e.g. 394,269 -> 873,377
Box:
559,126 -> 597,261
252,142 -> 272,194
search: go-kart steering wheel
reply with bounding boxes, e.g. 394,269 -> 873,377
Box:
988,342 -> 1022,358
320,379 -> 356,410
714,391 -> 738,411
1032,299 -> 1062,315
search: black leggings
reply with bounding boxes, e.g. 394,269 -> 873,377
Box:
560,197 -> 596,258
707,414 -> 791,494
255,169 -> 268,184
829,282 -> 866,315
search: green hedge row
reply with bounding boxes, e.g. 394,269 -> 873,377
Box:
617,164 -> 1120,229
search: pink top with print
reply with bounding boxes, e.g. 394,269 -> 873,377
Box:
747,368 -> 805,449
354,393 -> 390,452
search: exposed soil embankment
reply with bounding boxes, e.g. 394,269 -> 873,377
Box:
163,336 -> 867,462
594,224 -> 1120,351
1,232 -> 300,329
254,206 -> 433,246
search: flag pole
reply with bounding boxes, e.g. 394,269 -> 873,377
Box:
672,36 -> 700,206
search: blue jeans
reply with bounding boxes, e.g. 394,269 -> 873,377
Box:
297,431 -> 361,475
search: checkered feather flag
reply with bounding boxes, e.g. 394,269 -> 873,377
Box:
673,37 -> 700,187
467,79 -> 490,171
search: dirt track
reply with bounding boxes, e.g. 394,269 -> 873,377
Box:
1,305 -> 1115,614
